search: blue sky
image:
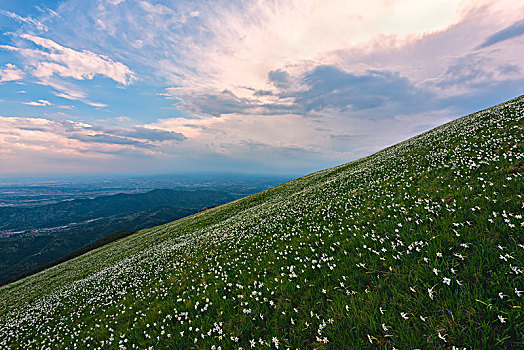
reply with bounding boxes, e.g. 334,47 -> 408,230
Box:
0,0 -> 523,175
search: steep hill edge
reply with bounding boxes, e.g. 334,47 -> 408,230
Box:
0,95 -> 522,348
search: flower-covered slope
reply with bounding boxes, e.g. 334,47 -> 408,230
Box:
0,96 -> 523,349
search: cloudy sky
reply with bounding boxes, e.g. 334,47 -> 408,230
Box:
1,0 -> 523,175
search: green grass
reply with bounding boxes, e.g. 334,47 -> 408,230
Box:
0,95 -> 523,349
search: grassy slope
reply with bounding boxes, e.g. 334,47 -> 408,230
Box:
0,96 -> 523,349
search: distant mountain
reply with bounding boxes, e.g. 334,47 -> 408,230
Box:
0,189 -> 234,285
0,189 -> 233,231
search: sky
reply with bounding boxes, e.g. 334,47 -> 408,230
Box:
0,0 -> 523,176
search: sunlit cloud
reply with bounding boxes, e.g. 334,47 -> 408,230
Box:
0,116 -> 185,163
22,99 -> 52,106
0,63 -> 24,83
34,77 -> 107,107
115,116 -> 132,122
1,34 -> 136,85
0,33 -> 136,107
0,9 -> 47,31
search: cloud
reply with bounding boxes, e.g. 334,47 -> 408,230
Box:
0,10 -> 47,31
0,34 -> 135,107
478,19 -> 524,48
22,99 -> 53,106
293,66 -> 426,112
268,69 -> 291,90
165,88 -> 268,117
93,126 -> 186,142
36,0 -> 522,115
0,117 -> 186,159
150,1 -> 517,123
153,0 -> 464,113
47,0 -> 464,99
139,1 -> 176,16
66,133 -> 154,148
66,125 -> 186,149
33,77 -> 107,107
432,53 -> 522,90
165,65 -> 428,118
15,34 -> 136,85
0,63 -> 24,83
146,103 -> 455,174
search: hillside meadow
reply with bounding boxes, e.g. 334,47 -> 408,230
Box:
0,96 -> 523,349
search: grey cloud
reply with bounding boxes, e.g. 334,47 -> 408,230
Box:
94,126 -> 186,142
253,90 -> 274,96
183,89 -> 254,116
478,19 -> 524,48
18,126 -> 49,132
67,133 -> 154,148
497,63 -> 521,75
75,147 -> 154,156
268,69 -> 291,89
435,54 -> 521,88
435,54 -> 491,88
329,134 -> 367,140
174,65 -> 430,118
290,65 -> 425,113
436,77 -> 524,112
66,124 -> 187,148
177,89 -> 292,117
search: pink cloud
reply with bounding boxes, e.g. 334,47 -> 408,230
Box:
0,63 -> 24,82
21,99 -> 53,106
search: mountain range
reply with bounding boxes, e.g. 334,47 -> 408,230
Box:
0,189 -> 234,285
